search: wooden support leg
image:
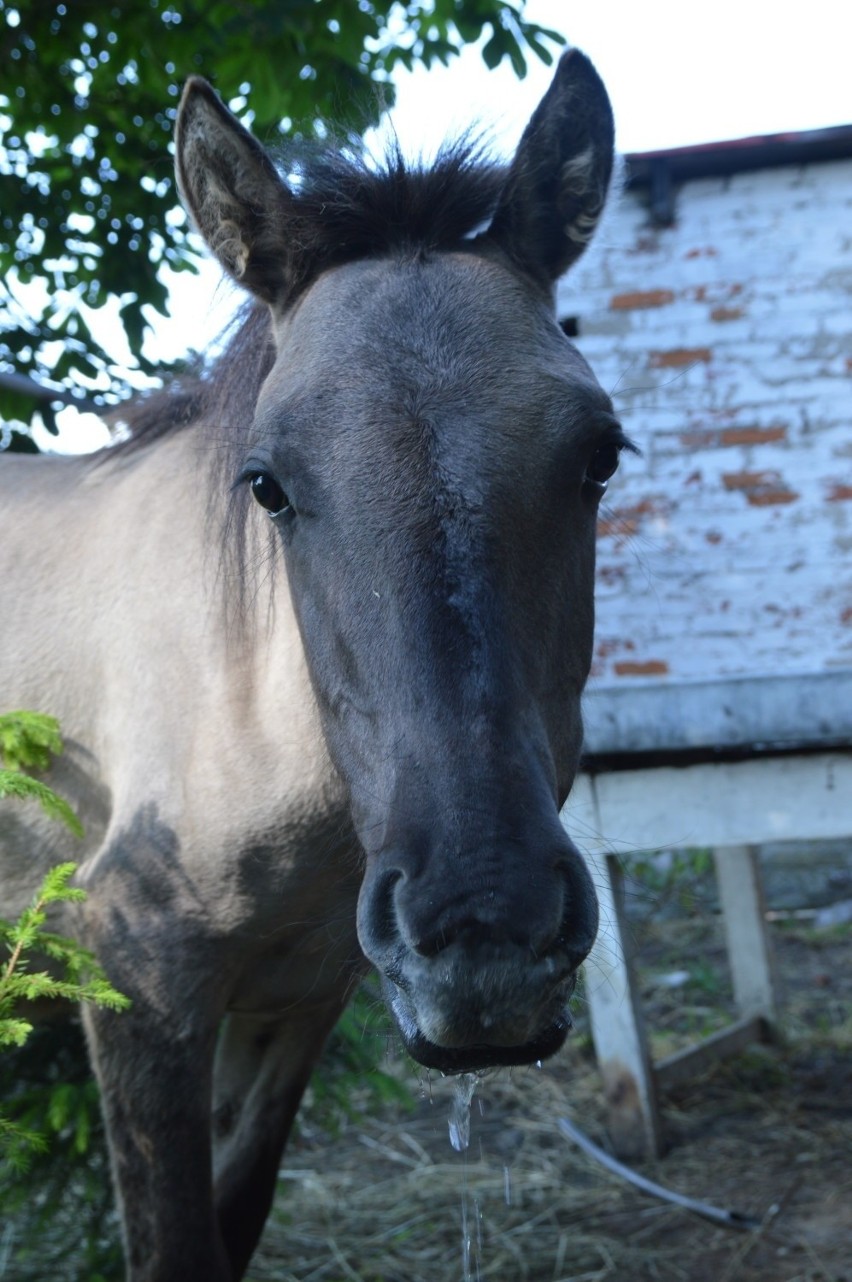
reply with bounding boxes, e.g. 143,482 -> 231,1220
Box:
713,844 -> 777,1026
581,846 -> 664,1159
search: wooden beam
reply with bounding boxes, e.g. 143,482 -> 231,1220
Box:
656,1015 -> 773,1090
565,753 -> 852,854
562,798 -> 663,1159
714,845 -> 777,1022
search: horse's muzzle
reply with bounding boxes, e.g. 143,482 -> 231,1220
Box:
380,945 -> 579,1073
357,840 -> 598,1072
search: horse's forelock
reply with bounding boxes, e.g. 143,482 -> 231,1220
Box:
277,135 -> 506,295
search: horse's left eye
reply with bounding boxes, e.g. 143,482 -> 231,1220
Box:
585,442 -> 621,489
250,472 -> 290,516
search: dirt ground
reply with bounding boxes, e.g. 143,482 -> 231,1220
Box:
250,852 -> 852,1282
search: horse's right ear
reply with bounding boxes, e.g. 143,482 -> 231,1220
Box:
175,78 -> 293,305
486,48 -> 614,288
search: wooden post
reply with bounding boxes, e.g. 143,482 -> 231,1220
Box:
563,781 -> 664,1158
713,844 -> 777,1025
583,849 -> 664,1158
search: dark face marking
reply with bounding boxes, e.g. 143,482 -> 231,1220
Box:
176,46 -> 620,1075
240,252 -> 623,1069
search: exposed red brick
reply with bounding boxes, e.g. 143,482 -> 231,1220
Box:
680,430 -> 718,448
610,288 -> 675,311
722,470 -> 778,491
621,499 -> 661,518
841,607 -> 852,625
706,530 -> 723,544
614,660 -> 669,677
684,247 -> 718,259
597,517 -> 638,539
827,484 -> 852,502
597,497 -> 668,539
720,465 -> 796,505
710,305 -> 745,322
682,424 -> 789,449
650,347 -> 712,368
687,282 -> 742,304
746,489 -> 799,506
720,425 -> 787,446
596,565 -> 628,586
596,638 -> 635,658
845,357 -> 852,373
631,235 -> 660,254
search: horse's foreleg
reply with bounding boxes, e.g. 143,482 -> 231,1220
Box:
212,1003 -> 347,1279
82,980 -> 229,1281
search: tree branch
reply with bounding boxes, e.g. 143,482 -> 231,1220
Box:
0,371 -> 102,416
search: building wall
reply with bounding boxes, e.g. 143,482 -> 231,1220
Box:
558,156 -> 852,687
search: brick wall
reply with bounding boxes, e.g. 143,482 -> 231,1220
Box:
558,153 -> 852,686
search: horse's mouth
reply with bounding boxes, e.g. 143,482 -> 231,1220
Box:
384,979 -> 574,1074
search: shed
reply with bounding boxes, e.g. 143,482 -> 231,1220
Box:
558,126 -> 852,1155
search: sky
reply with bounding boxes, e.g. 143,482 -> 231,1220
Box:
47,0 -> 852,451
390,0 -> 852,157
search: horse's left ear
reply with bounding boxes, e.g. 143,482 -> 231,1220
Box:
175,77 -> 294,304
486,48 -> 614,286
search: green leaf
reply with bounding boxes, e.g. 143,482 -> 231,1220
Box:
0,771 -> 84,838
0,1112 -> 48,1170
1,0 -> 557,441
0,711 -> 64,773
0,1018 -> 35,1048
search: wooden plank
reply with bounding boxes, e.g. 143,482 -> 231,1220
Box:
714,845 -> 777,1021
575,844 -> 664,1159
564,753 -> 852,854
655,1015 -> 772,1090
581,672 -> 852,756
562,752 -> 850,1152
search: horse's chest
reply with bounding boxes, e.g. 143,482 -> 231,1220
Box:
223,827 -> 365,1015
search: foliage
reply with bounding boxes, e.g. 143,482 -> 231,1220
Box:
0,709 -> 408,1276
0,710 -> 128,1276
624,846 -> 715,917
303,979 -> 414,1135
0,1022 -> 121,1282
0,0 -> 564,441
0,709 -> 65,772
0,711 -> 83,835
0,711 -> 129,1171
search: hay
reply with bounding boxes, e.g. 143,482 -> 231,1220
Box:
252,895 -> 852,1282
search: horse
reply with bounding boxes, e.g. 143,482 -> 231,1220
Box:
0,48 -> 627,1281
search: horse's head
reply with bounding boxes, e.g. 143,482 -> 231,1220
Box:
176,52 -> 627,1072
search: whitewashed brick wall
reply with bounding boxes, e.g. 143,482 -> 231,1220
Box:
558,153 -> 852,686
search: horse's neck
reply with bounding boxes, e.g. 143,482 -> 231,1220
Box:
96,428 -> 327,787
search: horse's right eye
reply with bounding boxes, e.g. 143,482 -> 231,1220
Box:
250,472 -> 290,516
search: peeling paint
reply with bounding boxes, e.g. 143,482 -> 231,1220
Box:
746,489 -> 800,507
720,426 -> 788,446
614,660 -> 670,677
610,288 -> 676,310
562,149 -> 852,683
650,346 -> 712,368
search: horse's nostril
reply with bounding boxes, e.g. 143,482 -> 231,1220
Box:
357,867 -> 403,962
415,918 -> 519,958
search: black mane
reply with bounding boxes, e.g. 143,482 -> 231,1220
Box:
108,137 -> 506,455
280,134 -> 505,290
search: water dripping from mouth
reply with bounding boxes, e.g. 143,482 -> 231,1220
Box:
460,1187 -> 484,1282
447,1071 -> 479,1153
